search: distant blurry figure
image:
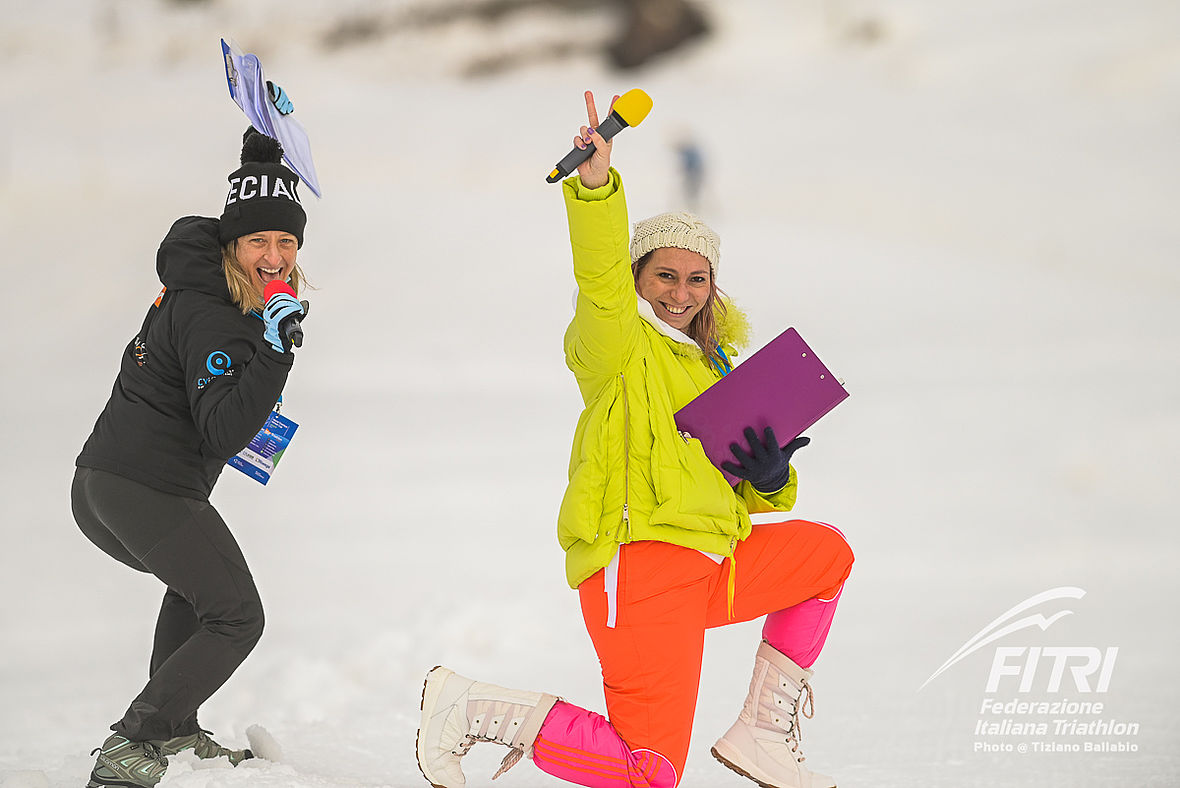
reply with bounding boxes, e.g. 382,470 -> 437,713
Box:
609,0 -> 711,70
674,135 -> 705,209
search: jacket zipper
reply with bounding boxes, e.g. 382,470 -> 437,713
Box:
679,431 -> 737,549
620,372 -> 631,541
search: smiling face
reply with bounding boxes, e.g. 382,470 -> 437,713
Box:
634,246 -> 713,331
233,231 -> 298,298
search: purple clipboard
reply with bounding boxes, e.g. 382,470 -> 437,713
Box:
674,327 -> 848,485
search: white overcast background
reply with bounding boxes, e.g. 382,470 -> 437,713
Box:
1,1 -> 1178,786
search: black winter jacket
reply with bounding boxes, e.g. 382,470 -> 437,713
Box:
77,216 -> 294,500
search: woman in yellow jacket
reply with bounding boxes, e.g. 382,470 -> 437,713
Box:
417,93 -> 854,788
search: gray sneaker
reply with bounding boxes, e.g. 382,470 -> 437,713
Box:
86,733 -> 168,788
151,729 -> 253,766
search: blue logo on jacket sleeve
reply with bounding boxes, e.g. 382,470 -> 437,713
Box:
196,351 -> 235,390
206,351 -> 232,376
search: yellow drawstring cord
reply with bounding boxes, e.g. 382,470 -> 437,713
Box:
727,553 -> 737,620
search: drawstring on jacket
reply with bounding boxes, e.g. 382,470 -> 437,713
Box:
727,554 -> 737,620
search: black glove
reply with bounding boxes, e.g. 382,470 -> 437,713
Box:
721,426 -> 810,493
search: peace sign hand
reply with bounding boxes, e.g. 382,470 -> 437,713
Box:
574,91 -> 619,189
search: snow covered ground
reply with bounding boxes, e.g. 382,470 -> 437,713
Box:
2,1 -> 1178,786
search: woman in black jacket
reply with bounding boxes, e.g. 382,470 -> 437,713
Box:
73,128 -> 310,788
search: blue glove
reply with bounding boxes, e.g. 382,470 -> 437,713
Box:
267,81 -> 294,115
721,426 -> 810,493
261,292 -> 307,353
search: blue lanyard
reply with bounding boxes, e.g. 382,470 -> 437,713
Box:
711,347 -> 732,377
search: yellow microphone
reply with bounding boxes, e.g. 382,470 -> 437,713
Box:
546,89 -> 653,183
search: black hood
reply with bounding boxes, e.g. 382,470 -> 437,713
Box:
156,216 -> 232,299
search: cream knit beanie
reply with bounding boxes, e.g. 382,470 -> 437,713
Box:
629,211 -> 721,278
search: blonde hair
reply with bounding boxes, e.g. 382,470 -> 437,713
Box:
633,253 -> 730,372
222,242 -> 309,314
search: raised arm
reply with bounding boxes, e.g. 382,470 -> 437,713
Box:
562,92 -> 646,386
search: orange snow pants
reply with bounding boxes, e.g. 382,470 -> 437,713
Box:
532,519 -> 853,787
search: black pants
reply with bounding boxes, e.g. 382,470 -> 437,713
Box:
71,467 -> 264,741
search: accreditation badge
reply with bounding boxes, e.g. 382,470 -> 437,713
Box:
228,406 -> 299,485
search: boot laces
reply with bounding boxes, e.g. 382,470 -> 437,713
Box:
452,732 -> 526,780
790,679 -> 816,756
492,748 -> 523,780
450,701 -> 529,780
773,677 -> 815,761
90,738 -> 166,764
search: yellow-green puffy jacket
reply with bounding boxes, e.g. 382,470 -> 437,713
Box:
558,169 -> 799,589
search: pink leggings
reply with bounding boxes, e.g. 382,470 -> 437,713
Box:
532,520 -> 852,787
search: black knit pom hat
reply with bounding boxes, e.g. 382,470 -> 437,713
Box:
219,128 -> 307,247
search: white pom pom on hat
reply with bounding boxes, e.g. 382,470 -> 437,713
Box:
629,211 -> 721,278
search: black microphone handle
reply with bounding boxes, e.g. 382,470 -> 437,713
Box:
546,112 -> 629,183
285,319 -> 303,349
279,303 -> 307,349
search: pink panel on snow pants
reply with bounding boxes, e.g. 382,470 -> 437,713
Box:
534,701 -> 678,788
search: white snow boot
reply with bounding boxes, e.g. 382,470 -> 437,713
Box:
711,641 -> 837,788
416,665 -> 559,788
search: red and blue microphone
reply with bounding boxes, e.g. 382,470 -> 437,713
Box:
263,280 -> 307,349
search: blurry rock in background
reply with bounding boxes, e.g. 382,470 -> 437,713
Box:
105,0 -> 885,75
608,0 -> 710,70
321,0 -> 712,76
824,1 -> 889,47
